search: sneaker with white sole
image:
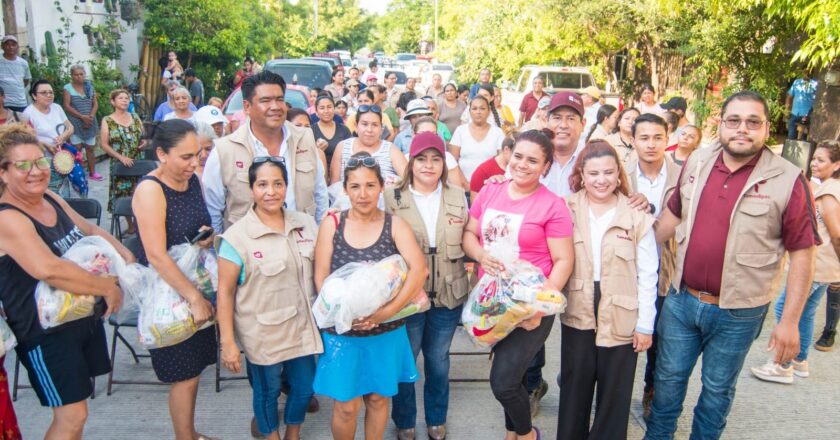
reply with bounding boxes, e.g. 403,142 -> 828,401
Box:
750,360 -> 794,384
791,359 -> 809,378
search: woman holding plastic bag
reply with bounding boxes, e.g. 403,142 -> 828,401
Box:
463,130 -> 574,440
313,151 -> 427,440
215,157 -> 323,440
132,119 -> 219,440
0,123 -> 132,438
556,140 -> 657,440
385,132 -> 469,440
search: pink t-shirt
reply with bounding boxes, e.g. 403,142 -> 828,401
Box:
469,181 -> 573,277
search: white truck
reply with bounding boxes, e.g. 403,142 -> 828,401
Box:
502,65 -> 621,123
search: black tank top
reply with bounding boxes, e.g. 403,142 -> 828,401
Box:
0,194 -> 87,344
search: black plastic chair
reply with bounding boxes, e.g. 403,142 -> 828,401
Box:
112,160 -> 157,179
66,198 -> 102,226
110,196 -> 134,241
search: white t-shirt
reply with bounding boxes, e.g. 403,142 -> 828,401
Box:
451,124 -> 505,182
163,111 -> 196,126
0,56 -> 32,108
24,104 -> 69,148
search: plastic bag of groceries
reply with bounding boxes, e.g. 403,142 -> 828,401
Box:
385,289 -> 431,323
35,236 -> 127,329
461,250 -> 566,348
312,254 -> 409,334
110,262 -> 155,325
137,243 -> 218,349
0,317 -> 16,357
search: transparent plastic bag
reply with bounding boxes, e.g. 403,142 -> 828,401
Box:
111,262 -> 155,325
384,289 -> 431,323
312,254 -> 407,334
0,317 -> 16,357
35,236 -> 126,329
461,258 -> 566,348
137,243 -> 217,348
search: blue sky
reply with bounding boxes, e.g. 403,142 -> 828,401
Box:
358,0 -> 390,15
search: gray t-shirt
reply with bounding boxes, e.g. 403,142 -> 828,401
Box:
188,78 -> 204,107
0,56 -> 32,108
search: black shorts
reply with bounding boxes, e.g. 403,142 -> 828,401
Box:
17,317 -> 110,407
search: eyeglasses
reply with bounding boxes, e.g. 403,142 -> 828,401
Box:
36,91 -> 54,96
253,156 -> 286,166
722,118 -> 765,130
346,156 -> 378,169
357,104 -> 382,115
7,157 -> 51,172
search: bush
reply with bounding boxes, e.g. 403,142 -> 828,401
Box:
88,59 -> 124,119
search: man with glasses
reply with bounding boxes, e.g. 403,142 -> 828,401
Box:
646,91 -> 818,439
203,70 -> 328,233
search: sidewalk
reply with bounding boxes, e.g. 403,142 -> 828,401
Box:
12,160 -> 840,439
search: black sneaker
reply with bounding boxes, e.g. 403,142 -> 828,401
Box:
529,379 -> 549,418
815,330 -> 836,352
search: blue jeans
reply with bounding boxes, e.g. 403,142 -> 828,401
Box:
774,282 -> 828,362
391,305 -> 463,429
645,287 -> 768,440
247,355 -> 316,436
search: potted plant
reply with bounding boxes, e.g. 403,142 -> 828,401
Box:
120,0 -> 142,24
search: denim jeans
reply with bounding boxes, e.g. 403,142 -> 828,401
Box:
774,282 -> 828,361
644,287 -> 768,440
247,355 -> 316,435
391,305 -> 463,429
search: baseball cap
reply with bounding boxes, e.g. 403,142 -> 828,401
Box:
661,96 -> 687,112
547,91 -> 584,117
1,35 -> 17,44
365,74 -> 378,82
579,85 -> 601,100
404,99 -> 433,118
537,96 -> 551,109
194,105 -> 228,127
409,132 -> 445,159
346,78 -> 360,87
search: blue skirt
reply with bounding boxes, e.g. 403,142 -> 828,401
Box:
313,326 -> 418,402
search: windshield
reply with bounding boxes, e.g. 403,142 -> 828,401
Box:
537,72 -> 594,90
432,64 -> 453,71
225,88 -> 308,115
266,64 -> 330,89
396,54 -> 416,62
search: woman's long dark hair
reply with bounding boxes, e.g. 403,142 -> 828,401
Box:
479,83 -> 502,127
585,104 -> 617,142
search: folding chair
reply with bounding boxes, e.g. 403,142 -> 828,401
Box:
66,198 -> 102,226
110,196 -> 134,241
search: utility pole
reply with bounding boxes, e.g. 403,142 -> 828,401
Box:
2,0 -> 18,36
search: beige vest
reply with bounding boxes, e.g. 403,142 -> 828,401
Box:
814,178 -> 840,283
383,185 -> 470,309
672,142 -> 806,308
626,155 -> 681,296
215,121 -> 319,230
215,208 -> 323,365
562,191 -> 656,347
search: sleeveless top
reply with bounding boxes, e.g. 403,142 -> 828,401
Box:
136,174 -> 211,266
338,138 -> 398,185
0,194 -> 87,345
326,210 -> 405,336
63,82 -> 98,139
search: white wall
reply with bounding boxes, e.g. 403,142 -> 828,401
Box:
7,0 -> 142,80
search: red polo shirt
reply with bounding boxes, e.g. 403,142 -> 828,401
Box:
519,92 -> 546,122
667,150 -> 818,296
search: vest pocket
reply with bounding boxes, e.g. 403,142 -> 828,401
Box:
445,226 -> 465,259
610,295 -> 638,338
257,259 -> 286,277
445,271 -> 470,301
257,306 -> 300,356
735,252 -> 780,268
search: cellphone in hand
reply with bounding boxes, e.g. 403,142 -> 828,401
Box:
190,228 -> 214,245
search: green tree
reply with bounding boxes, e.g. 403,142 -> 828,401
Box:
758,0 -> 840,69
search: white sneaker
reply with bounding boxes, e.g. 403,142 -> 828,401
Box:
750,360 -> 794,384
791,359 -> 809,378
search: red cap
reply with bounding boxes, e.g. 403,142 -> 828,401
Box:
547,91 -> 584,117
409,132 -> 446,159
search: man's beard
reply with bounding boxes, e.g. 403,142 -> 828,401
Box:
721,137 -> 762,158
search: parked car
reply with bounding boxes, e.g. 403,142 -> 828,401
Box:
394,53 -> 417,67
502,65 -> 621,122
422,63 -> 455,87
404,59 -> 431,80
302,56 -> 340,69
222,84 -> 312,128
264,59 -> 332,90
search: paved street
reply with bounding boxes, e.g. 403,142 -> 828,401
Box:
11,159 -> 840,439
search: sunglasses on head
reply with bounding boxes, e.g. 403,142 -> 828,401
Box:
357,104 -> 382,115
253,156 -> 286,166
7,157 -> 51,172
345,156 -> 378,169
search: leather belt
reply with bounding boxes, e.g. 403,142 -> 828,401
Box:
685,286 -> 720,305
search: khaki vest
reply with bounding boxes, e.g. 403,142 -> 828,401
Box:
384,185 -> 470,309
215,208 -> 323,365
215,121 -> 319,230
672,142 -> 806,308
814,178 -> 840,283
562,191 -> 656,347
626,155 -> 681,296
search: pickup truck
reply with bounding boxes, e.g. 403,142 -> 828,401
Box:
502,65 -> 621,123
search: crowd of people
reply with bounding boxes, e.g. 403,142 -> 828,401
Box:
0,40 -> 836,440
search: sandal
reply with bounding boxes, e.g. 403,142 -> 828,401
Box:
196,434 -> 221,440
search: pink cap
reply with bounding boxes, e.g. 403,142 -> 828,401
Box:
409,132 -> 445,159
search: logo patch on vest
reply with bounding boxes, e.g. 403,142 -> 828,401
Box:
745,180 -> 770,200
448,217 -> 464,225
296,148 -> 307,154
253,251 -> 263,259
616,232 -> 633,242
236,161 -> 244,168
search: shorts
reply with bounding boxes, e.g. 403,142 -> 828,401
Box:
70,135 -> 96,146
16,317 -> 111,407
